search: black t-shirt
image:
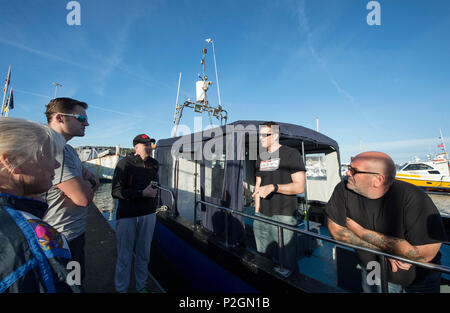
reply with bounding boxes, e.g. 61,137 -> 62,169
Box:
325,179 -> 448,286
255,145 -> 306,217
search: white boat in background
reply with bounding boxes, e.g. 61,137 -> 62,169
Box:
76,146 -> 123,181
396,153 -> 450,191
396,131 -> 450,192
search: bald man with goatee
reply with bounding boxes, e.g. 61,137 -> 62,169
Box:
325,151 -> 447,293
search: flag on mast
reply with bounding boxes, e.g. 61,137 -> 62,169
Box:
1,65 -> 11,115
7,88 -> 13,110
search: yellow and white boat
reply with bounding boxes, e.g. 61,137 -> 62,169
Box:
396,152 -> 450,191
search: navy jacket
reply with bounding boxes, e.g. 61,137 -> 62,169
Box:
111,154 -> 159,219
0,193 -> 82,293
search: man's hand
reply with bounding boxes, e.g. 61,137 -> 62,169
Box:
388,258 -> 413,272
345,218 -> 414,272
142,182 -> 157,198
253,184 -> 275,199
82,168 -> 100,192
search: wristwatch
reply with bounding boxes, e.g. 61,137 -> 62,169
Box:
273,184 -> 278,193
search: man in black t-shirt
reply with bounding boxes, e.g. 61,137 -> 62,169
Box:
252,122 -> 306,273
325,151 -> 447,293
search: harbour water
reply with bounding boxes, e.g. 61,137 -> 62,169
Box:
93,183 -> 450,225
92,183 -> 116,230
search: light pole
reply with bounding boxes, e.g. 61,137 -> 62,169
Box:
205,38 -> 222,108
53,82 -> 62,99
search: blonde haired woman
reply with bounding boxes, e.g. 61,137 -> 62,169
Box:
0,118 -> 81,293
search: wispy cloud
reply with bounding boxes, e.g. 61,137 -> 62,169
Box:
295,1 -> 380,131
92,28 -> 129,96
14,89 -> 139,119
14,88 -> 51,99
0,10 -> 172,100
342,137 -> 446,152
340,137 -> 449,163
0,38 -> 91,71
89,104 -> 144,119
296,1 -> 355,105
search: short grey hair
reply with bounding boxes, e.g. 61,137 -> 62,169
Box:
0,117 -> 66,171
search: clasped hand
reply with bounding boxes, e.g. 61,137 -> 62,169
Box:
142,181 -> 158,198
252,184 -> 275,199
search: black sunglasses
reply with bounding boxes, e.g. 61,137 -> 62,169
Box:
259,133 -> 272,138
347,165 -> 380,176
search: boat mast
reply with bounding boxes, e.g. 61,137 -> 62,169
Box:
172,41 -> 228,137
439,128 -> 448,160
172,72 -> 183,137
1,65 -> 11,117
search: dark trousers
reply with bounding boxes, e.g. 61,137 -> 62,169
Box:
68,233 -> 86,284
405,271 -> 441,293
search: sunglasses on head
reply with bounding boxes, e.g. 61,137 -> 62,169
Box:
347,165 -> 380,176
59,113 -> 88,123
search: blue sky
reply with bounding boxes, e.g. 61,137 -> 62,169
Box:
1,0 -> 449,164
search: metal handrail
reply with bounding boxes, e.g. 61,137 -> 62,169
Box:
194,199 -> 450,291
156,184 -> 177,217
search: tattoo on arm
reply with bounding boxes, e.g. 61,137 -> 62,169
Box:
361,233 -> 401,254
336,228 -> 381,251
361,232 -> 426,262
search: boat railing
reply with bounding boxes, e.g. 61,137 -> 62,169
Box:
194,199 -> 450,293
156,184 -> 178,218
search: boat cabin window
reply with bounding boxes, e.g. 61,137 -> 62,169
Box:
403,163 -> 434,171
159,149 -> 174,188
305,153 -> 327,180
205,152 -> 226,199
175,150 -> 201,222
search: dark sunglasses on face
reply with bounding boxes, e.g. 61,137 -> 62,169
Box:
259,133 -> 272,138
347,165 -> 380,176
59,113 -> 88,123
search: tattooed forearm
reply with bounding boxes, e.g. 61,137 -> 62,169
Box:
336,227 -> 381,251
405,248 -> 426,262
361,233 -> 402,254
361,232 -> 425,261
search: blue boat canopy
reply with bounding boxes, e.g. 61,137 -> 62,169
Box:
157,120 -> 340,154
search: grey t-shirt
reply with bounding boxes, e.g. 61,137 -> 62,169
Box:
42,144 -> 89,241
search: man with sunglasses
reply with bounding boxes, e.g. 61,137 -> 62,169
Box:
252,122 -> 306,275
42,97 -> 99,285
325,151 -> 447,293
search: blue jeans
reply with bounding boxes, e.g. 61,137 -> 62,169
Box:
115,213 -> 156,293
253,212 -> 298,273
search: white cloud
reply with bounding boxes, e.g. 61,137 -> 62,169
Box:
340,137 -> 449,163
